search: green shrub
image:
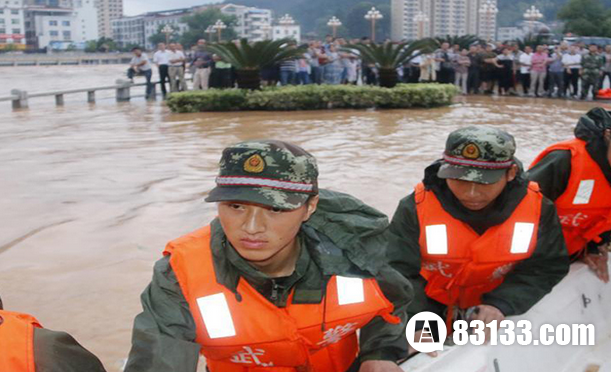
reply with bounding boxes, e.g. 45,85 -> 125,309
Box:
166,84 -> 458,113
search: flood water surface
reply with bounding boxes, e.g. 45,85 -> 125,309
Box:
0,66 -> 607,371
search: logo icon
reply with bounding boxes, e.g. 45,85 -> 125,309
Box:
462,143 -> 481,159
406,311 -> 447,353
244,154 -> 265,173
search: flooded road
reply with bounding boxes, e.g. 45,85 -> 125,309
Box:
0,66 -> 608,371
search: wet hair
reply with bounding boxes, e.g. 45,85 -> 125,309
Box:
131,46 -> 142,52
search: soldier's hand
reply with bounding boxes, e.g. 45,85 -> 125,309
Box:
359,360 -> 403,372
407,330 -> 439,358
468,305 -> 505,342
583,245 -> 610,283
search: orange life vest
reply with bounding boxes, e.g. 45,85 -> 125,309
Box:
164,225 -> 400,372
415,182 -> 541,311
531,138 -> 611,256
0,310 -> 42,372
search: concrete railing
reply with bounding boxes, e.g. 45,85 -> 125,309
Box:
0,79 -> 160,109
0,53 -> 134,67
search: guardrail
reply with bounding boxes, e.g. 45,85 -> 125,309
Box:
0,79 -> 166,109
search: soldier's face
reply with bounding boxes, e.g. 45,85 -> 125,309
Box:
446,165 -> 518,211
218,197 -> 318,266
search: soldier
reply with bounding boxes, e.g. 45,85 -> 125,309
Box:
124,140 -> 413,372
529,107 -> 611,283
386,127 -> 569,349
0,296 -> 106,372
580,44 -> 604,100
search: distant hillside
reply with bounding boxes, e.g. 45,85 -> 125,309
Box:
226,0 -> 610,35
225,0 -> 392,39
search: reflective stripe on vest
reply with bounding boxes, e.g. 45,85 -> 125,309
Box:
197,293 -> 236,339
415,182 -> 542,309
425,222 -> 535,255
164,225 -> 399,372
530,139 -> 611,255
197,276 -> 366,340
0,310 -> 41,372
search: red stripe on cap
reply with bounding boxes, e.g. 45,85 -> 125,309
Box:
443,154 -> 513,169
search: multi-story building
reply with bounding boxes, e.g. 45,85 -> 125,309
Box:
391,0 -> 497,40
143,7 -> 190,49
24,0 -> 98,49
110,14 -> 142,47
96,0 -> 122,39
0,0 -> 26,50
272,24 -> 300,41
221,3 -> 272,42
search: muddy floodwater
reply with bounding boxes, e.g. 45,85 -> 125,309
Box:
0,65 -> 607,371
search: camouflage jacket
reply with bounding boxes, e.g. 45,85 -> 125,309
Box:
582,53 -> 604,74
124,190 -> 413,372
385,162 -> 569,319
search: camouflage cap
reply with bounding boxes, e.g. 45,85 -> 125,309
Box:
437,126 -> 516,184
205,140 -> 319,210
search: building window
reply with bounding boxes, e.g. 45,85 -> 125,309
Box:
50,30 -> 59,36
62,20 -> 70,26
49,20 -> 58,26
0,28 -> 5,33
12,28 -> 19,34
11,19 -> 19,24
63,30 -> 71,39
11,9 -> 18,15
0,19 -> 3,24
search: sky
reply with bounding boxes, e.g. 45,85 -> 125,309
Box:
124,0 -> 219,16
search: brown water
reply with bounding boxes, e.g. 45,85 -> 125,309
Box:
0,66 -> 608,371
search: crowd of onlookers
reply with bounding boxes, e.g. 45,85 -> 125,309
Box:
410,40 -> 611,100
128,36 -> 611,101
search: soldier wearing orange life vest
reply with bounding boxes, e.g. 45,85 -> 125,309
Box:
0,296 -> 106,372
124,140 -> 413,372
529,107 -> 611,282
386,127 -> 569,351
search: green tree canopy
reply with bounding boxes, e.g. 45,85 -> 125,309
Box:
180,8 -> 237,48
557,0 -> 608,36
148,24 -> 181,46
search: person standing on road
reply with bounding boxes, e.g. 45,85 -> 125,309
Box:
153,43 -> 170,98
168,43 -> 187,93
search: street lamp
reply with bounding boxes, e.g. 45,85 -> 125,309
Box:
213,19 -> 227,42
523,5 -> 543,35
364,7 -> 383,42
413,11 -> 429,39
205,25 -> 215,41
161,24 -> 174,44
479,0 -> 498,42
279,14 -> 295,26
327,16 -> 342,38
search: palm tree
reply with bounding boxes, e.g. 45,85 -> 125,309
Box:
207,38 -> 308,90
344,39 -> 437,88
434,35 -> 483,49
515,33 -> 551,50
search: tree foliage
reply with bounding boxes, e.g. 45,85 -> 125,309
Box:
557,0 -> 610,36
180,8 -> 237,48
226,0 -> 389,39
434,35 -> 484,49
207,38 -> 307,70
85,37 -> 119,53
148,24 -> 181,46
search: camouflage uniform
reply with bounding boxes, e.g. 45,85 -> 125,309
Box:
437,126 -> 517,184
205,140 -> 319,210
581,52 -> 604,99
125,140 -> 413,372
386,127 -> 569,321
